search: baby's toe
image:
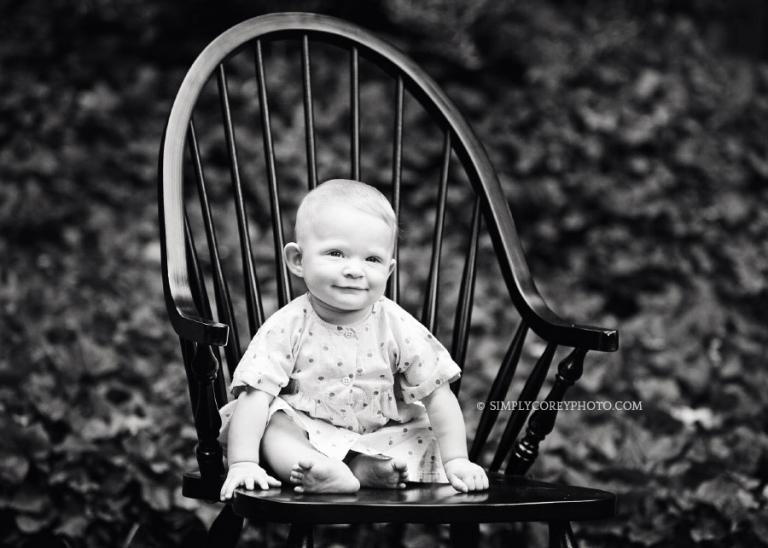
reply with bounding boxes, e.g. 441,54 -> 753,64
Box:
296,459 -> 314,471
392,460 -> 408,476
290,471 -> 304,484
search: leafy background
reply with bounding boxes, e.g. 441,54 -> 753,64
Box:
2,0 -> 768,546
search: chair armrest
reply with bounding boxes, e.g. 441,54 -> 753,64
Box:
167,292 -> 230,347
481,188 -> 618,352
512,270 -> 617,352
158,126 -> 229,348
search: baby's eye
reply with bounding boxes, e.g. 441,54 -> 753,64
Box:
366,256 -> 382,263
327,250 -> 343,257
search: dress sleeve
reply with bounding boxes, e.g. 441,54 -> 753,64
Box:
229,305 -> 302,398
390,308 -> 462,403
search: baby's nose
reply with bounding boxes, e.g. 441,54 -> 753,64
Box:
342,261 -> 364,277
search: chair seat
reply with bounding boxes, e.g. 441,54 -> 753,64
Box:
212,472 -> 615,524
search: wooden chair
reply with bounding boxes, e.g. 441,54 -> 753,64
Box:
158,12 -> 619,547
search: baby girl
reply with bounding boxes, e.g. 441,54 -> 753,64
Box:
219,179 -> 488,500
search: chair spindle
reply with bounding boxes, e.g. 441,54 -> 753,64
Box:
421,131 -> 450,332
188,120 -> 241,377
387,76 -> 404,304
450,197 -> 481,395
216,64 -> 264,334
490,341 -> 557,471
350,46 -> 360,180
255,40 -> 292,307
506,349 -> 587,476
469,320 -> 528,462
301,34 -> 318,190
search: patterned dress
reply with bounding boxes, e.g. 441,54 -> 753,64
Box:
219,293 -> 462,482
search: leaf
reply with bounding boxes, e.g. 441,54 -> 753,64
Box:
9,487 -> 49,513
81,418 -> 112,441
633,378 -> 681,403
15,513 -> 54,534
627,519 -> 668,546
13,421 -> 50,460
140,475 -> 173,512
642,434 -> 688,465
55,515 -> 89,538
79,335 -> 120,377
0,452 -> 29,485
694,474 -> 759,522
668,407 -> 721,430
690,514 -> 727,543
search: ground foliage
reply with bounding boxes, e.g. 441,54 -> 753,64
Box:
1,0 -> 768,546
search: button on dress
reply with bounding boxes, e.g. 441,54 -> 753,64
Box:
219,293 -> 462,482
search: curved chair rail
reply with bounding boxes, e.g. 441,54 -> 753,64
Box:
159,12 -> 618,351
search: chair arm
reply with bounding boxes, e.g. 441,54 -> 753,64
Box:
167,293 -> 230,347
158,227 -> 230,347
158,127 -> 229,348
502,267 -> 618,352
533,309 -> 618,353
482,201 -> 618,352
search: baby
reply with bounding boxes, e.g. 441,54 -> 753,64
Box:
219,179 -> 488,500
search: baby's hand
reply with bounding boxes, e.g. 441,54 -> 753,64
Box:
444,458 -> 489,493
220,461 -> 281,501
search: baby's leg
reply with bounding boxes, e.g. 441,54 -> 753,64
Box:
348,454 -> 409,489
261,411 -> 360,493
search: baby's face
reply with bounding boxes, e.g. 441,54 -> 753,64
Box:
295,204 -> 395,322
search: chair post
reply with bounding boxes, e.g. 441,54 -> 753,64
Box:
505,349 -> 586,475
548,521 -> 566,548
191,344 -> 226,485
207,504 -> 244,548
564,522 -> 580,548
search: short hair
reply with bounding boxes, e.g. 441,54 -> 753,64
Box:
294,179 -> 397,246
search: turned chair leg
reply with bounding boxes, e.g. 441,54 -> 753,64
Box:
207,504 -> 244,548
548,521 -> 565,548
548,521 -> 580,548
450,523 -> 479,547
564,522 -> 580,548
286,523 -> 313,548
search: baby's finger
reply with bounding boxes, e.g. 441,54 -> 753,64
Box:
220,479 -> 236,501
244,476 -> 255,491
267,475 -> 282,487
449,474 -> 468,493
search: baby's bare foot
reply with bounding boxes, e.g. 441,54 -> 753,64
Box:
349,455 -> 408,489
289,458 -> 360,493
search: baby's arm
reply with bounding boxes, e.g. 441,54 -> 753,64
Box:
423,384 -> 489,492
220,389 -> 281,500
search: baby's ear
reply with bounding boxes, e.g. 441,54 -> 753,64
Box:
284,243 -> 304,277
387,258 -> 396,277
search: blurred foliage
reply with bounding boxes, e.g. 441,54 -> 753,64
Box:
2,0 -> 768,546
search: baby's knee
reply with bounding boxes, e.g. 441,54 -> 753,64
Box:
265,411 -> 305,438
